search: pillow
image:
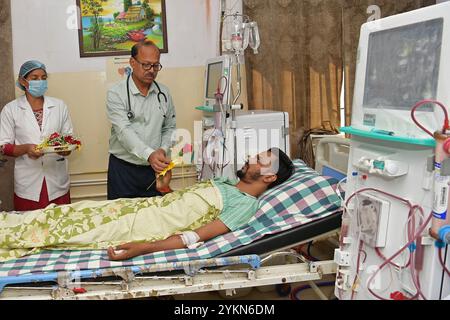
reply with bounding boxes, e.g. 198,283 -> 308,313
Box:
251,159 -> 342,222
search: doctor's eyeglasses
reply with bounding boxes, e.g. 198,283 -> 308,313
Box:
133,58 -> 163,71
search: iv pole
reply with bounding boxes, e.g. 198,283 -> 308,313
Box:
218,6 -> 260,178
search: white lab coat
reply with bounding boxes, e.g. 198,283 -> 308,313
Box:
0,95 -> 74,202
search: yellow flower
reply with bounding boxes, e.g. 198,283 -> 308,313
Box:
35,138 -> 49,151
158,158 -> 182,177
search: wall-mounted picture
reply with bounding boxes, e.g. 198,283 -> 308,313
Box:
77,0 -> 168,57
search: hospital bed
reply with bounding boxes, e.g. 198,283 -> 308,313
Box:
0,137 -> 349,300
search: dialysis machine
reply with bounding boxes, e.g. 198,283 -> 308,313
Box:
335,3 -> 450,300
196,55 -> 290,181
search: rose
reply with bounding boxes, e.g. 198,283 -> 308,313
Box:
64,136 -> 73,144
49,132 -> 60,140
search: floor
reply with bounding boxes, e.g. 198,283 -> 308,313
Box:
173,237 -> 339,301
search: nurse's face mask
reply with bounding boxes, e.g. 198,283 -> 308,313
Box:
25,79 -> 48,97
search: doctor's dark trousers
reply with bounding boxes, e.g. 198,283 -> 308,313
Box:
107,154 -> 162,200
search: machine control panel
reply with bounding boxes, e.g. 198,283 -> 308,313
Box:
355,157 -> 409,178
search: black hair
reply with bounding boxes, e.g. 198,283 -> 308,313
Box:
268,147 -> 295,189
131,40 -> 160,58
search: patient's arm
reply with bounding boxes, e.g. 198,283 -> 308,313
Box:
107,219 -> 230,261
194,219 -> 230,242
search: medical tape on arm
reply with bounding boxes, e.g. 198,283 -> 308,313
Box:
179,231 -> 202,249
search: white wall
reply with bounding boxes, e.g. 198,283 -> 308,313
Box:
11,0 -> 222,73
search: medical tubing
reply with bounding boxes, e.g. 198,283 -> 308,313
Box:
202,128 -> 220,175
370,205 -> 428,300
346,188 -> 429,300
261,251 -> 309,265
408,206 -> 427,300
336,177 -> 349,216
290,281 -> 336,301
375,247 -> 411,269
215,76 -> 228,176
219,3 -> 225,56
410,99 -> 450,137
233,61 -> 242,104
232,109 -> 238,176
438,246 -> 450,277
336,177 -> 351,248
410,244 -> 426,300
217,76 -> 229,97
407,207 -> 421,298
368,210 -> 432,300
350,240 -> 364,300
382,204 -> 424,270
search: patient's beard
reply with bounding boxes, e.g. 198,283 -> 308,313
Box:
237,161 -> 249,180
237,169 -> 261,182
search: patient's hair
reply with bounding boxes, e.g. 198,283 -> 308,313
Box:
268,147 -> 295,189
131,40 -> 160,58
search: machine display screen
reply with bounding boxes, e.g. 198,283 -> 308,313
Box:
206,61 -> 224,99
363,18 -> 443,111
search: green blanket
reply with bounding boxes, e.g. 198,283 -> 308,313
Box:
0,180 -> 222,262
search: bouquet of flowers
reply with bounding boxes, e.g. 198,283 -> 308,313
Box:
35,132 -> 82,153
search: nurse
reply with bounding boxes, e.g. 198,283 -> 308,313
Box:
0,60 -> 74,211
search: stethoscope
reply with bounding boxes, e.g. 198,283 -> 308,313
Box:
126,73 -> 169,120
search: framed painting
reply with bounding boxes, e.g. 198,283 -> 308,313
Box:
77,0 -> 168,57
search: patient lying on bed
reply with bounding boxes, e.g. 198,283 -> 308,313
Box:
0,148 -> 294,262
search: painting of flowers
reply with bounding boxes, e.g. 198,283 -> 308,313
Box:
77,0 -> 168,57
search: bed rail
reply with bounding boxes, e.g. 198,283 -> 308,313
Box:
314,137 -> 350,180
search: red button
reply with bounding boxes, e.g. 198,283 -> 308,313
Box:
390,291 -> 406,300
73,287 -> 87,294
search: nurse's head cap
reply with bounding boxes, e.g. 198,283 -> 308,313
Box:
16,60 -> 47,90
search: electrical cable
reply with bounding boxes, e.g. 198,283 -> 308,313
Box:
336,177 -> 350,216
290,281 -> 336,300
306,241 -> 320,261
438,245 -> 450,277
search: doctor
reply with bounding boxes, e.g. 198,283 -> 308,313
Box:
106,40 -> 176,200
0,60 -> 74,211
